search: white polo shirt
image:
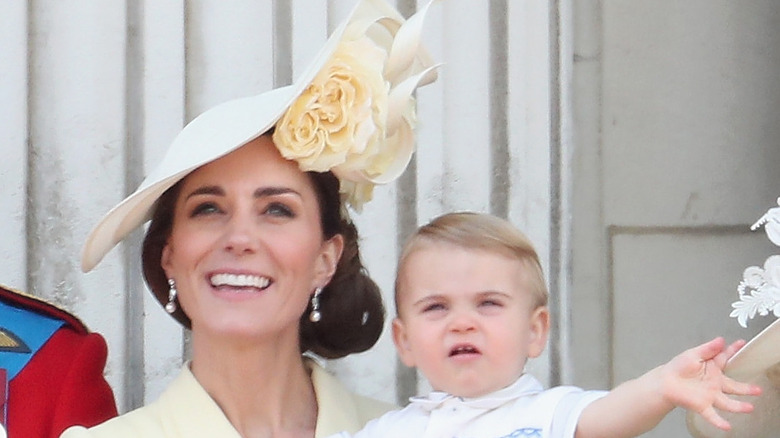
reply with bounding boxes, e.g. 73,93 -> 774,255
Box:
334,374 -> 606,438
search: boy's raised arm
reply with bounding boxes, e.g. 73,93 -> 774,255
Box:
575,337 -> 761,438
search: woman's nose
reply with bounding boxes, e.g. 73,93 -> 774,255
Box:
223,212 -> 258,254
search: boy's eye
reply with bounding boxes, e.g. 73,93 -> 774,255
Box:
480,299 -> 502,307
264,202 -> 295,218
422,303 -> 446,313
190,202 -> 221,217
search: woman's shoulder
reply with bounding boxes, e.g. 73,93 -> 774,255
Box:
59,405 -> 164,438
60,364 -> 241,438
307,359 -> 396,435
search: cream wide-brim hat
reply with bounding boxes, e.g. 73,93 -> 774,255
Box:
686,319 -> 780,438
81,0 -> 439,272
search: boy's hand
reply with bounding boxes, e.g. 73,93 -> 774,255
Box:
660,337 -> 762,431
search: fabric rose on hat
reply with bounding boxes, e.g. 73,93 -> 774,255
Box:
273,0 -> 440,211
339,179 -> 376,213
274,35 -> 389,178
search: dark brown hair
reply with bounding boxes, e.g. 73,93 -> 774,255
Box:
141,151 -> 385,359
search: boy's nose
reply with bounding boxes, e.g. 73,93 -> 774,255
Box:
448,311 -> 476,333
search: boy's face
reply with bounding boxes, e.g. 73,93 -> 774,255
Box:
392,243 -> 549,398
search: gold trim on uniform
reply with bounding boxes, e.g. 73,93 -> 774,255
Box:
0,328 -> 30,353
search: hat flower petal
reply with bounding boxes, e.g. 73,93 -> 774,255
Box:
273,0 -> 440,210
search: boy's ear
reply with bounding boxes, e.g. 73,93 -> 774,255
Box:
527,306 -> 550,359
392,318 -> 416,368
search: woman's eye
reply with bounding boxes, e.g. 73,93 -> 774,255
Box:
190,202 -> 221,217
265,202 -> 295,218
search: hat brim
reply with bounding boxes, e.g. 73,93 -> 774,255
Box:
81,0 -> 438,272
81,86 -> 303,272
81,1 -> 363,272
686,319 -> 780,437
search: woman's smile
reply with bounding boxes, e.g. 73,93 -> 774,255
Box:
203,271 -> 274,303
209,272 -> 272,290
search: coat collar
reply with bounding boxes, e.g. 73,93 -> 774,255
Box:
155,359 -> 369,437
408,373 -> 543,411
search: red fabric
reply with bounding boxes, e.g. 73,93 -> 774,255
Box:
0,368 -> 6,426
8,326 -> 118,438
0,285 -> 118,438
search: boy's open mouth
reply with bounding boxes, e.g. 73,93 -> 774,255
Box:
449,344 -> 480,357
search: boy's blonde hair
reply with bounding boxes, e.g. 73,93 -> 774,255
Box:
395,212 -> 548,313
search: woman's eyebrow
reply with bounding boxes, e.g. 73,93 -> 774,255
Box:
185,185 -> 223,200
184,185 -> 302,200
254,187 -> 301,198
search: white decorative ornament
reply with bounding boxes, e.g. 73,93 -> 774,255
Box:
730,199 -> 780,327
751,197 -> 780,246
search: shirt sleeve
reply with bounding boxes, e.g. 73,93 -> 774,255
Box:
549,388 -> 608,438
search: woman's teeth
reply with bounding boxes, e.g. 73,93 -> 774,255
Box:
210,273 -> 270,289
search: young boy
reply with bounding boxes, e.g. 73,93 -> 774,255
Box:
336,212 -> 761,438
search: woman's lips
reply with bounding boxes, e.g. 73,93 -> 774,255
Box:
209,273 -> 271,291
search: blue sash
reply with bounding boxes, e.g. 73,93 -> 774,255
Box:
0,299 -> 64,380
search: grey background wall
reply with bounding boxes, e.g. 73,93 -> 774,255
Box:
571,1 -> 780,435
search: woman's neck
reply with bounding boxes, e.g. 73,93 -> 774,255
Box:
189,330 -> 318,438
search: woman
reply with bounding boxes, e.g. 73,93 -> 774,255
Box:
61,0 -> 440,436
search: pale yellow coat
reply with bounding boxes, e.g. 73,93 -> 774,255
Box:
60,359 -> 393,438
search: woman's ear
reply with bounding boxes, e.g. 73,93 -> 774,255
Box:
161,242 -> 174,279
392,318 -> 416,368
527,306 -> 550,359
315,234 -> 344,286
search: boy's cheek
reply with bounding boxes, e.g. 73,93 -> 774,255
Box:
391,318 -> 417,367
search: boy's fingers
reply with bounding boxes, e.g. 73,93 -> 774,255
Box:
727,339 -> 747,354
716,339 -> 747,367
698,406 -> 732,431
714,393 -> 755,414
722,377 -> 762,397
691,337 -> 725,362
